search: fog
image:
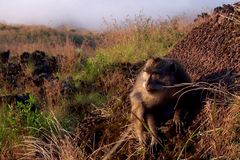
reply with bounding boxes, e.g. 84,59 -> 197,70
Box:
0,0 -> 238,30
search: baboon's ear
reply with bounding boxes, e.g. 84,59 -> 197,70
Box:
169,62 -> 177,73
154,57 -> 161,62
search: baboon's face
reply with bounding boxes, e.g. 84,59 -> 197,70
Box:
142,58 -> 177,93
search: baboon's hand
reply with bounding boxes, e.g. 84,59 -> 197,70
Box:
150,137 -> 161,155
173,111 -> 184,134
150,143 -> 158,155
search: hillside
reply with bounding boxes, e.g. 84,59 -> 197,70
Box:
0,3 -> 239,160
168,3 -> 240,82
0,24 -> 95,56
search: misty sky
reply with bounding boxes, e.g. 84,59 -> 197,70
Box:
0,0 -> 238,30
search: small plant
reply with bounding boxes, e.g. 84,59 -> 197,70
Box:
0,94 -> 53,149
77,53 -> 110,82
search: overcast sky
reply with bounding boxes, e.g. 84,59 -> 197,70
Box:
0,0 -> 238,30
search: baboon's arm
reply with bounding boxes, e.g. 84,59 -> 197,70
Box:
131,99 -> 147,145
146,114 -> 160,146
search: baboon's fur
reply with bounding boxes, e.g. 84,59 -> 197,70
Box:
130,57 -> 193,147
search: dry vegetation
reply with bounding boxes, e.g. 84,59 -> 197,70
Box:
0,3 -> 240,160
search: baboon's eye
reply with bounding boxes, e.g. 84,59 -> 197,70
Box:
151,73 -> 161,79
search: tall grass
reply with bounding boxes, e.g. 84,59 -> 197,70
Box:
98,15 -> 188,63
1,13 -> 239,159
16,115 -> 83,160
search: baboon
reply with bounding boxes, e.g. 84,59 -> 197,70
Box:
130,57 -> 192,148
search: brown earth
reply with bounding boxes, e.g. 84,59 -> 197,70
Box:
167,3 -> 240,85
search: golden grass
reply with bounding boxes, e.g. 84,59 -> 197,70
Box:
16,115 -> 83,160
0,13 -> 239,159
9,82 -> 239,160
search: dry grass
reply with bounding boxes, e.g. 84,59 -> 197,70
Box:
16,116 -> 83,160
5,78 -> 239,160
83,82 -> 240,160
0,12 -> 239,160
195,99 -> 240,159
100,15 -> 192,48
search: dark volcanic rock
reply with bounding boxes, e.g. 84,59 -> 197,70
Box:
30,51 -> 59,86
33,63 -> 52,78
0,50 -> 10,63
197,12 -> 210,19
214,4 -> 235,14
2,62 -> 23,87
20,52 -> 31,63
32,50 -> 46,66
0,50 -> 60,89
